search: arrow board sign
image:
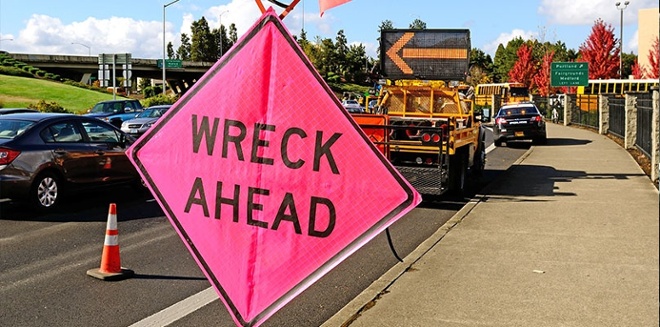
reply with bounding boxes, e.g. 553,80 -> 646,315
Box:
380,29 -> 471,81
127,8 -> 420,327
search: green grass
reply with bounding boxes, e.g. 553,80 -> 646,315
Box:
0,74 -> 131,114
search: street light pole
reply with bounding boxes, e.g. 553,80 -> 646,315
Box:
616,1 -> 630,79
71,42 -> 91,56
219,10 -> 228,59
163,0 -> 180,96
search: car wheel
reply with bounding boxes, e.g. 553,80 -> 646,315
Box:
494,139 -> 503,147
30,172 -> 62,211
131,178 -> 150,195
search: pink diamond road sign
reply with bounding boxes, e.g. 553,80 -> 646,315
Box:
127,8 -> 420,327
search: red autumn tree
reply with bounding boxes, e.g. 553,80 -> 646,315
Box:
631,60 -> 646,79
578,18 -> 619,79
646,36 -> 659,78
508,43 -> 536,88
532,50 -> 555,96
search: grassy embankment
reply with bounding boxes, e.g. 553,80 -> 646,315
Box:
0,74 -> 129,114
0,72 -> 370,114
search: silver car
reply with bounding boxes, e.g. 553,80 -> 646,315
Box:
120,105 -> 171,137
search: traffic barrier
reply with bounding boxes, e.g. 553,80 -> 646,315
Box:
87,203 -> 134,281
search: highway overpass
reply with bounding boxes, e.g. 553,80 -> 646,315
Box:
6,53 -> 215,95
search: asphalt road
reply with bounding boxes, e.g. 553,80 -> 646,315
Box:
0,132 -> 532,327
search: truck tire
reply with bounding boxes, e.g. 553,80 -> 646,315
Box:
448,149 -> 468,196
472,140 -> 486,176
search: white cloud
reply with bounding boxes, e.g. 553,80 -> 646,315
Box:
482,29 -> 538,56
539,0 -> 659,26
13,14 -> 165,58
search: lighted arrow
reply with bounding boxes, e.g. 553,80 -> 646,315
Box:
386,32 -> 469,75
386,32 -> 415,74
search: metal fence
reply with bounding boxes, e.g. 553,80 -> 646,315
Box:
636,92 -> 654,157
569,94 -> 599,129
608,96 -> 625,138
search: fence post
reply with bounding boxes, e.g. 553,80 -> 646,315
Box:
624,94 -> 637,149
651,88 -> 659,185
599,94 -> 609,135
563,95 -> 571,126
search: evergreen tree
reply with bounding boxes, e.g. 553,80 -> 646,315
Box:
377,20 -> 394,60
190,17 -> 217,62
229,23 -> 238,44
167,42 -> 175,59
335,30 -> 349,80
409,19 -> 426,30
469,48 -> 493,85
622,52 -> 637,78
492,38 -> 525,82
176,33 -> 191,60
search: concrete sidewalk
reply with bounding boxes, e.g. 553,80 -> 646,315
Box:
323,123 -> 659,327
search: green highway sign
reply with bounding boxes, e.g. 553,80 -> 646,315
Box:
157,59 -> 183,69
551,62 -> 588,87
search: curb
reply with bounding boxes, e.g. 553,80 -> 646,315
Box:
322,146 -> 537,327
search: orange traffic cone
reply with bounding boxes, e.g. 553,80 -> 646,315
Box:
87,203 -> 134,281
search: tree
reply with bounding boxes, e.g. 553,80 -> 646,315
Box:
631,60 -> 646,79
578,18 -> 618,79
492,37 -> 525,82
533,50 -> 555,96
468,49 -> 493,85
621,52 -> 636,78
176,33 -> 191,60
190,17 -> 217,62
508,43 -> 536,87
409,19 -> 426,30
229,23 -> 238,44
166,42 -> 175,59
335,30 -> 350,80
377,20 -> 394,60
646,36 -> 659,78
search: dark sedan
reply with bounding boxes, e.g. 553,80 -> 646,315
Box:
0,113 -> 141,211
493,102 -> 547,146
0,108 -> 38,115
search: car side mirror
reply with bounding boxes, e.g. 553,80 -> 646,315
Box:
125,107 -> 133,113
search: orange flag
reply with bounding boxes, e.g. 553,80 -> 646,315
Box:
319,0 -> 351,16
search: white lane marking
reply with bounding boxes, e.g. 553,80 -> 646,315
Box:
128,287 -> 218,327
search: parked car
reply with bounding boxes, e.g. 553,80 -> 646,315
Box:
342,99 -> 364,113
84,99 -> 144,128
493,102 -> 547,146
0,112 -> 142,211
120,105 -> 171,137
0,108 -> 39,115
367,99 -> 379,112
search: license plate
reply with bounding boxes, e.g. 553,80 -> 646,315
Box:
515,131 -> 524,137
130,129 -> 138,134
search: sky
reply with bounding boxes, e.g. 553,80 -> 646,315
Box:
0,0 -> 657,60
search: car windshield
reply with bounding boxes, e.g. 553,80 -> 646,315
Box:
0,119 -> 35,139
498,106 -> 539,117
136,107 -> 168,118
89,103 -> 114,114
